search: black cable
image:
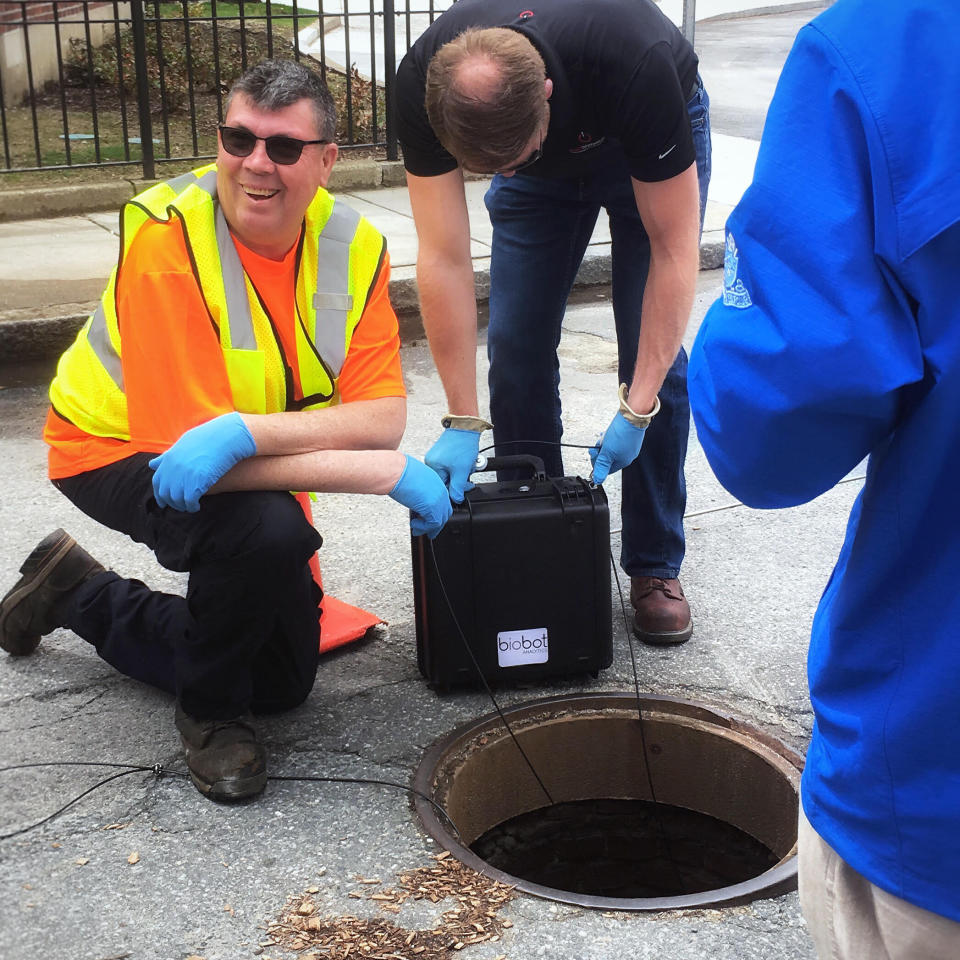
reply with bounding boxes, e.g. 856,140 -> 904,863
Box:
0,762 -> 460,843
267,774 -> 463,843
681,473 -> 867,521
426,539 -> 555,807
609,550 -> 648,733
6,432 -> 752,848
607,553 -> 691,896
478,439 -> 595,455
0,762 -> 180,840
471,436 -> 691,889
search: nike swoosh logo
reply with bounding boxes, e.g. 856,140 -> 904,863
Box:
658,144 -> 677,160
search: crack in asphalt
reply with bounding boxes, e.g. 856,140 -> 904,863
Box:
0,686 -> 120,735
0,677 -> 124,710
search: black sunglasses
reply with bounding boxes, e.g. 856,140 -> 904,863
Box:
218,124 -> 329,165
498,130 -> 544,175
503,145 -> 542,174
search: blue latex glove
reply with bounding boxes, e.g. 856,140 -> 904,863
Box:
589,411 -> 647,484
424,427 -> 481,504
149,412 -> 257,512
390,454 -> 454,539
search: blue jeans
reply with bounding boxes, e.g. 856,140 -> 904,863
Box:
484,78 -> 711,578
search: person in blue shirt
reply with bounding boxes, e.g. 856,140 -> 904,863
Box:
688,1 -> 960,956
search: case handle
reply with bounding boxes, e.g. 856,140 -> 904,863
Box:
472,454 -> 547,480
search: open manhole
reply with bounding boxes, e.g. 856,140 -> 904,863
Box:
413,693 -> 802,911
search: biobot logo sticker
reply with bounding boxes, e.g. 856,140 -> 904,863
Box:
497,628 -> 549,668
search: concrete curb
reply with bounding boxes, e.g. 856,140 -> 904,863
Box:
698,0 -> 828,24
0,236 -> 725,363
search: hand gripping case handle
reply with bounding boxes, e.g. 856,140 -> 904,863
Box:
472,454 -> 547,480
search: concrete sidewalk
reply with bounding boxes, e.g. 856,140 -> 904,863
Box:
0,139 -> 753,361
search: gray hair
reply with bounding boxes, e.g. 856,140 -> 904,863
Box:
226,59 -> 336,141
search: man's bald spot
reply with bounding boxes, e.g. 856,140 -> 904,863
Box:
451,55 -> 504,102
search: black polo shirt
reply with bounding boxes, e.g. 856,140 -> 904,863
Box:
396,0 -> 699,182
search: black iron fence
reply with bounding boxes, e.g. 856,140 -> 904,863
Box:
0,0 -> 449,179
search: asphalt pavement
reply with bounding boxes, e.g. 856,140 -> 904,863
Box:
0,6 -> 840,960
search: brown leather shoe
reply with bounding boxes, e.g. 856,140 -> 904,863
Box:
175,704 -> 267,802
631,576 -> 693,646
0,529 -> 105,656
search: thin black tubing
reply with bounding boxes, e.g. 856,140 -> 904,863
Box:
0,763 -> 162,840
0,762 -> 460,844
425,540 -> 555,807
268,774 -> 463,842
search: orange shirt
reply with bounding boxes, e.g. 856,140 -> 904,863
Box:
45,215 -> 405,479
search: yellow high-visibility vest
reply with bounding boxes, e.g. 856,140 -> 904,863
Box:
50,164 -> 387,439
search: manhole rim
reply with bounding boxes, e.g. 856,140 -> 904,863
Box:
413,691 -> 803,912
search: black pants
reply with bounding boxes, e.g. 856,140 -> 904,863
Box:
55,454 -> 323,720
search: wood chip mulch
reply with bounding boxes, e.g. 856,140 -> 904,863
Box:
267,853 -> 515,960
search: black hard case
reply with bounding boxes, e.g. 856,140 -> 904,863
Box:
412,456 -> 612,689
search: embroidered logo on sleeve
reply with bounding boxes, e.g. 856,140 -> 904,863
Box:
722,232 -> 753,309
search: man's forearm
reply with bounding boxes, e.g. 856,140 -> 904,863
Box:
213,448 -> 408,496
627,164 -> 701,413
628,241 -> 699,413
239,395 -> 406,458
417,252 -> 481,416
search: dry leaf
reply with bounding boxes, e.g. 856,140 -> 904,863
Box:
127,851 -> 140,865
272,854 -> 516,959
75,858 -> 89,866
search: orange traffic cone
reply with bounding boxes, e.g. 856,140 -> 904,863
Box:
295,493 -> 383,654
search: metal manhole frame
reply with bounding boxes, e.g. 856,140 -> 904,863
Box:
413,691 -> 804,912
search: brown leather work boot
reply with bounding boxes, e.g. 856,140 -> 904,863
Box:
0,529 -> 105,656
175,704 -> 267,802
631,576 -> 693,646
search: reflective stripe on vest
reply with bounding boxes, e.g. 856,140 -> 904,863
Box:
87,302 -> 123,392
312,199 -> 361,377
215,204 -> 257,351
49,165 -> 386,439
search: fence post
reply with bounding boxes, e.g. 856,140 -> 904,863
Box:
682,0 -> 696,47
131,0 -> 156,180
383,0 -> 398,161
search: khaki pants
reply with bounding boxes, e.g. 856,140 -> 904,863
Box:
798,806 -> 960,960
